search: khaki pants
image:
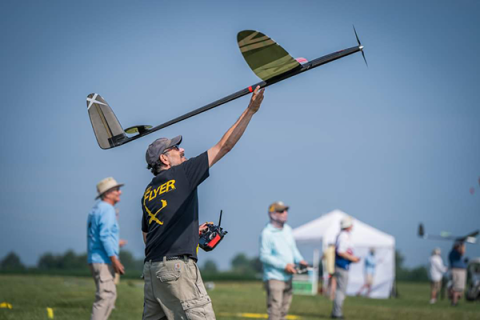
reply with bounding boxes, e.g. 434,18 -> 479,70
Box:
431,280 -> 441,292
89,263 -> 117,320
143,257 -> 215,320
265,279 -> 293,320
451,268 -> 466,292
332,268 -> 349,318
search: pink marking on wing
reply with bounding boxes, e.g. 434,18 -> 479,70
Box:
296,57 -> 308,64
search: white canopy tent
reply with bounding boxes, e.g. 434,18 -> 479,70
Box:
293,210 -> 396,299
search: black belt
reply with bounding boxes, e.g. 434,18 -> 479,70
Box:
165,255 -> 197,262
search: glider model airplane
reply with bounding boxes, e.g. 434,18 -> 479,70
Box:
87,27 -> 367,150
418,223 -> 479,245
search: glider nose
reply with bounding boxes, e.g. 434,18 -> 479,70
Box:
353,26 -> 368,67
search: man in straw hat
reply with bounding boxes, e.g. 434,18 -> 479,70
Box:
260,201 -> 308,320
87,177 -> 125,320
331,216 -> 360,319
141,86 -> 265,320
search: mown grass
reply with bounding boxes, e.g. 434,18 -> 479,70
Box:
0,275 -> 478,319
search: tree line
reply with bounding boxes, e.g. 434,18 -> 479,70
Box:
0,250 -> 263,280
0,250 -> 430,282
395,250 -> 429,282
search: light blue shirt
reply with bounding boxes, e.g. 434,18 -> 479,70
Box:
87,201 -> 119,264
259,223 -> 304,281
365,253 -> 376,275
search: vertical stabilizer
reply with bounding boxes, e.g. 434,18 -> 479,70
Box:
86,93 -> 127,149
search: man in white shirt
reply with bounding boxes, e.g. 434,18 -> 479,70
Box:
429,247 -> 447,304
331,216 -> 360,319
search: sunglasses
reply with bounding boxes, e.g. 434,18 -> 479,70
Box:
105,187 -> 121,194
275,209 -> 288,213
163,145 -> 180,154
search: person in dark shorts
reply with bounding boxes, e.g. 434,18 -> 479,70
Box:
448,242 -> 467,306
141,86 -> 265,320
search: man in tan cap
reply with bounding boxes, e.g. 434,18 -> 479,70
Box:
141,86 -> 265,320
87,177 -> 125,320
259,201 -> 308,320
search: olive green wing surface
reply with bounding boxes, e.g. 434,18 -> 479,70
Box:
237,30 -> 301,81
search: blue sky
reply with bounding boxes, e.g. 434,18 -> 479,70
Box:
0,0 -> 479,270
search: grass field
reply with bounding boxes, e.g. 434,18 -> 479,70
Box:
0,275 -> 478,319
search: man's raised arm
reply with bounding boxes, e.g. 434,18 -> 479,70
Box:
207,86 -> 265,167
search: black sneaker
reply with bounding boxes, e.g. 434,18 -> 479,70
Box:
331,315 -> 345,319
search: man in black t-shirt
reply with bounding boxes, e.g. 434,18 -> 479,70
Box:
141,86 -> 265,320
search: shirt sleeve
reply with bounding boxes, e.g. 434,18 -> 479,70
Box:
337,233 -> 350,254
181,152 -> 210,190
259,232 -> 287,270
99,206 -> 117,258
441,259 -> 447,273
434,257 -> 447,274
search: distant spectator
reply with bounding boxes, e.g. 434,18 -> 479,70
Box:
331,216 -> 360,319
448,242 -> 467,306
87,177 -> 125,320
260,201 -> 308,320
357,248 -> 377,297
429,248 -> 447,304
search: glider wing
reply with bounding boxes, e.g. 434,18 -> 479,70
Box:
237,30 -> 301,81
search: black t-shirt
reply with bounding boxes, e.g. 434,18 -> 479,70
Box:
141,151 -> 209,262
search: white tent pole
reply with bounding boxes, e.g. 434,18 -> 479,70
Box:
313,249 -> 320,269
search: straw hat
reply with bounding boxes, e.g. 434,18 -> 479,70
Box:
340,216 -> 353,229
96,177 -> 124,199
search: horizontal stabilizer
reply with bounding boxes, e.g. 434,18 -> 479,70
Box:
125,125 -> 153,135
86,93 -> 127,149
